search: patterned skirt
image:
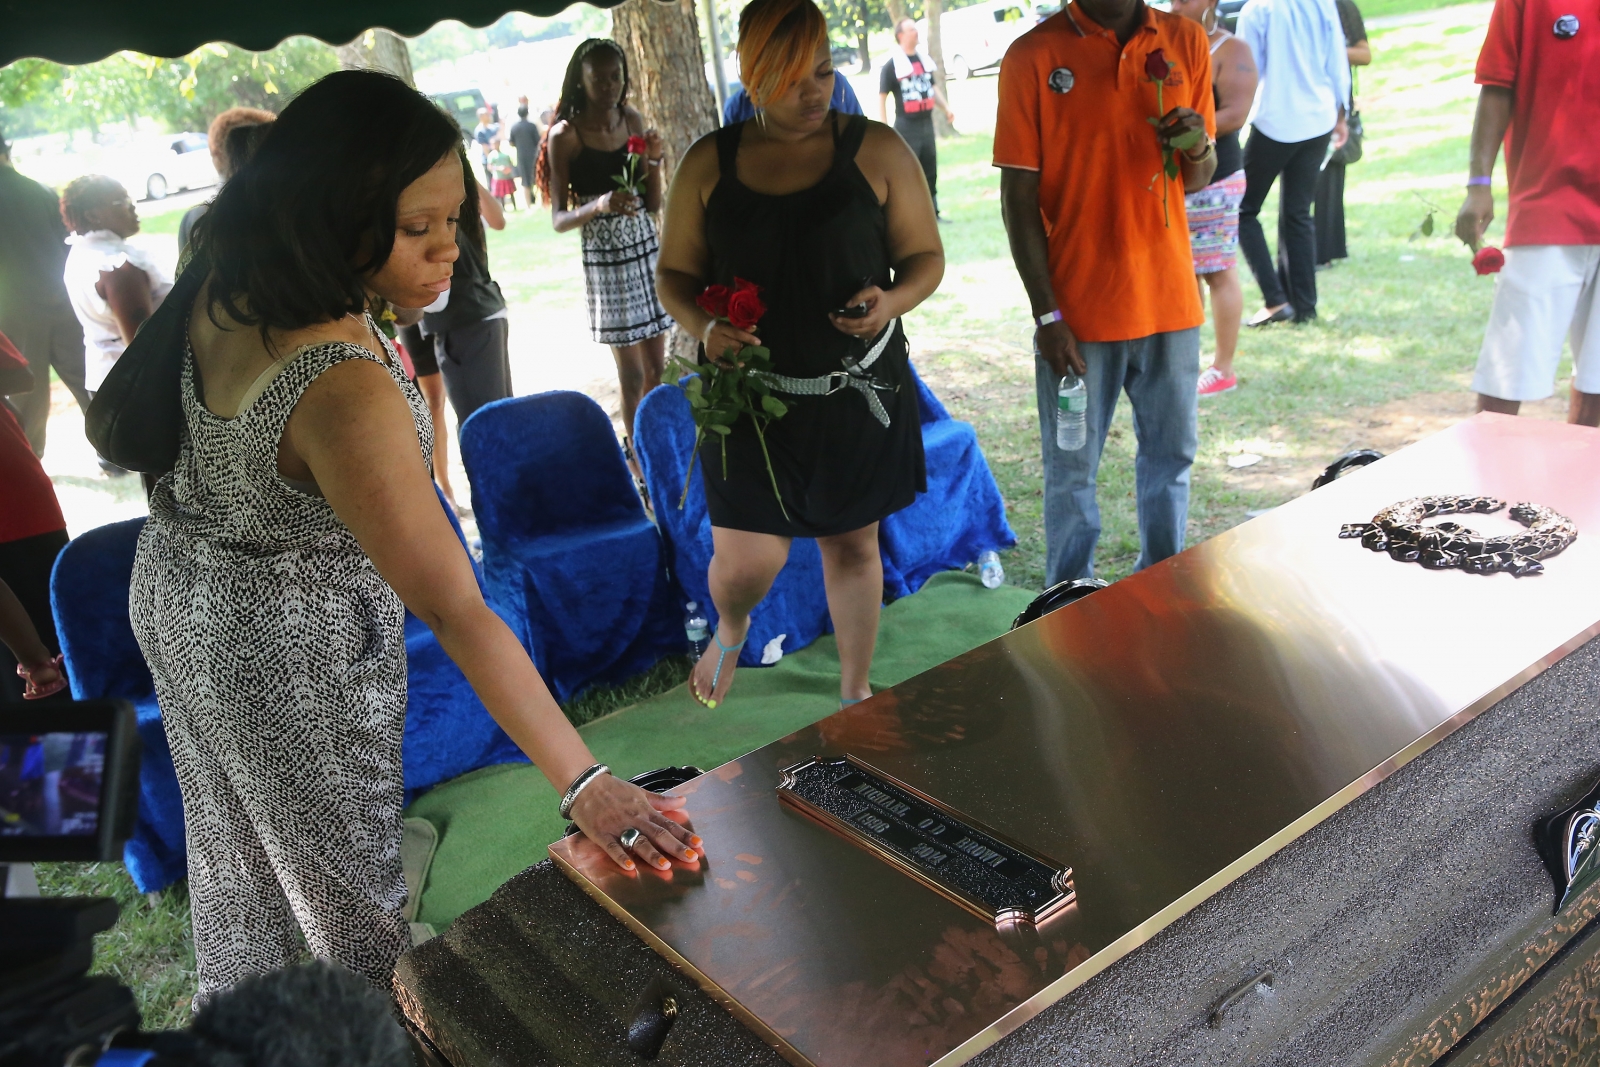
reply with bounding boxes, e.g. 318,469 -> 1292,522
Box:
1185,168 -> 1248,275
580,210 -> 674,346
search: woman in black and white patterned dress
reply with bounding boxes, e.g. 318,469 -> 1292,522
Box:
543,38 -> 672,475
129,70 -> 700,1002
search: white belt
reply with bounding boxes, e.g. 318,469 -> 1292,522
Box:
752,319 -> 899,427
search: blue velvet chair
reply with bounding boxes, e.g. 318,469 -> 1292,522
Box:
458,391 -> 683,702
634,385 -> 831,668
50,518 -> 186,895
634,364 -> 1016,661
401,489 -> 526,797
49,490 -> 524,894
879,369 -> 1017,600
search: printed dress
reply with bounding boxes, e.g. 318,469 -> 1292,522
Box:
567,128 -> 673,346
130,321 -> 429,998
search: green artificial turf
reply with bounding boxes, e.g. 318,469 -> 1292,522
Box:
405,569 -> 1033,928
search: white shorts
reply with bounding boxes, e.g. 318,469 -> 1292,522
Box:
1474,244 -> 1600,401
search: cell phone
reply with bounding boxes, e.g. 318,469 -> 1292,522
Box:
833,277 -> 876,319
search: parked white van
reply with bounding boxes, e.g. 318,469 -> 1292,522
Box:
924,0 -> 1038,80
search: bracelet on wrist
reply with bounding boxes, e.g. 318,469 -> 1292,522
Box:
1466,176 -> 1492,187
1183,140 -> 1216,163
1036,309 -> 1064,327
558,763 -> 610,820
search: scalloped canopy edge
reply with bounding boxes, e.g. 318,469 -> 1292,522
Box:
0,0 -> 625,68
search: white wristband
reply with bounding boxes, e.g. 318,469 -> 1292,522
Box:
1035,309 -> 1064,327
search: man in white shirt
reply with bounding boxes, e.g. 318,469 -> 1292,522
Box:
1236,0 -> 1350,325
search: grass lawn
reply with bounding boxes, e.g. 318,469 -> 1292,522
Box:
36,0 -> 1543,1029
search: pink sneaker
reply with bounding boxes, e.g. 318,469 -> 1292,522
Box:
1197,366 -> 1237,397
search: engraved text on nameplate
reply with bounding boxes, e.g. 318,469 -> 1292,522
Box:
776,755 -> 1075,927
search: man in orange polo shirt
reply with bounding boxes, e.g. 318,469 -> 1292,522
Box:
996,0 -> 1215,585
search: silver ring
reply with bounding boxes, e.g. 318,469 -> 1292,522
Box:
619,827 -> 643,850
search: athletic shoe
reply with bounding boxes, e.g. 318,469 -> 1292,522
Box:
1197,366 -> 1237,397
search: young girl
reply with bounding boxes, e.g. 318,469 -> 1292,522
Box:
540,39 -> 672,489
487,137 -> 517,210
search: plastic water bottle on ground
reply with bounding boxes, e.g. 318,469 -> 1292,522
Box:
978,550 -> 1005,589
1057,374 -> 1087,451
684,602 -> 709,659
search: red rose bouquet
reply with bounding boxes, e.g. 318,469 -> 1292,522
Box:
614,134 -> 649,197
1143,49 -> 1204,227
1472,246 -> 1505,275
671,278 -> 791,518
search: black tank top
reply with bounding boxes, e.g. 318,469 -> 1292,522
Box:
1210,32 -> 1243,180
705,113 -> 898,377
567,119 -> 629,198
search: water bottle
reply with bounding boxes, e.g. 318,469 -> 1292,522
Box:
978,550 -> 1005,589
1056,374 -> 1087,451
684,601 -> 709,659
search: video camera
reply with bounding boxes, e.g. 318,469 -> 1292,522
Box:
1,699 -> 144,1067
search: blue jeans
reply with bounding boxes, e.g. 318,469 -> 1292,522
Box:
1034,328 -> 1200,585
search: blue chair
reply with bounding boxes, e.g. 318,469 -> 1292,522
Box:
634,364 -> 1016,661
401,488 -> 526,797
459,391 -> 683,702
50,518 -> 186,895
50,490 -> 523,894
634,384 -> 831,668
879,367 -> 1017,600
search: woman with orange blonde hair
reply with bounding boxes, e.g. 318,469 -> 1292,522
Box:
657,0 -> 944,711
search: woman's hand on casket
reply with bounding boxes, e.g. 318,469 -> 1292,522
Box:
571,774 -> 702,871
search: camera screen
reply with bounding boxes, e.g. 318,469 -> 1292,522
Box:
0,731 -> 106,838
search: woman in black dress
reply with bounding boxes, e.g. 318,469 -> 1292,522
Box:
657,0 -> 944,709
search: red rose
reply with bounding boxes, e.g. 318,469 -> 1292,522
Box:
696,284 -> 731,318
1144,49 -> 1170,83
733,276 -> 760,294
726,285 -> 767,331
626,135 -> 648,157
1472,246 -> 1505,275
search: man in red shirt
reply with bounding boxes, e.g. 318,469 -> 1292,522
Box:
1455,0 -> 1600,426
996,0 -> 1216,584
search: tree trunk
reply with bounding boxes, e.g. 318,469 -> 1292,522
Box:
925,0 -> 955,138
887,0 -> 908,26
857,0 -> 872,73
611,0 -> 721,365
337,29 -> 414,87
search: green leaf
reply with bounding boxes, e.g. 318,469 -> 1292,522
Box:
761,395 -> 788,418
1420,213 -> 1435,237
1147,116 -> 1160,126
707,423 -> 732,435
746,346 -> 772,361
1168,127 -> 1204,151
1164,158 -> 1180,180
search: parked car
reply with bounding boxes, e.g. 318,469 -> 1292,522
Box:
927,0 -> 1038,80
137,132 -> 217,201
1220,0 -> 1249,31
431,88 -> 488,140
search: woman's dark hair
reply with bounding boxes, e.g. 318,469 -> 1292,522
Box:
59,174 -> 127,234
190,69 -> 478,341
535,38 -> 629,201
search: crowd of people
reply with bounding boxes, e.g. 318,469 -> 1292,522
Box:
0,0 -> 1593,1023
